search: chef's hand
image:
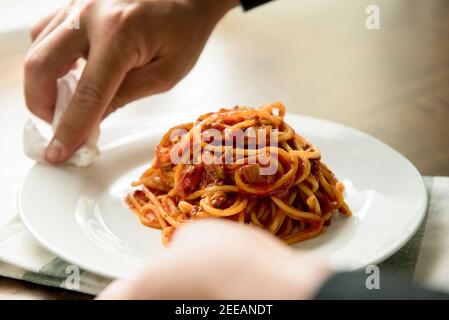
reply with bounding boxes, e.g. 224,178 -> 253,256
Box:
24,0 -> 238,164
97,220 -> 331,299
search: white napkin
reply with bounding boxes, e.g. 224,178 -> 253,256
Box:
23,71 -> 100,167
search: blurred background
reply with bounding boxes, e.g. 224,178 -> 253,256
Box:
1,0 -> 449,227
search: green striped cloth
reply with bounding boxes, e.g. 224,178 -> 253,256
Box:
1,176 -> 448,296
0,215 -> 111,295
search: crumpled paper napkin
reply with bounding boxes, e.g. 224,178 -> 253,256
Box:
23,71 -> 100,167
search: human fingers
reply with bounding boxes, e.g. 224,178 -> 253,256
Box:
24,24 -> 88,123
45,44 -> 132,163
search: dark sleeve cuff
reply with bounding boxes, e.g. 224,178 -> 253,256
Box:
314,271 -> 449,300
240,0 -> 274,11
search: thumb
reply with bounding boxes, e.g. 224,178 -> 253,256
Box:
45,47 -> 130,164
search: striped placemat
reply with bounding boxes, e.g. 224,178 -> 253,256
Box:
0,176 -> 448,295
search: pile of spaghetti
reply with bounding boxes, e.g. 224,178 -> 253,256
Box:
125,103 -> 351,245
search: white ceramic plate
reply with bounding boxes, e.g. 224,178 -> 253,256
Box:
18,113 -> 427,279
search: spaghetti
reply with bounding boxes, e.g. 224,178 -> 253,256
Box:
125,103 -> 351,245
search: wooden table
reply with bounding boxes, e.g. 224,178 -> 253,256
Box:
1,0 -> 448,299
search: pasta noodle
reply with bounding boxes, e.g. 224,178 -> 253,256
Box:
125,103 -> 351,246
